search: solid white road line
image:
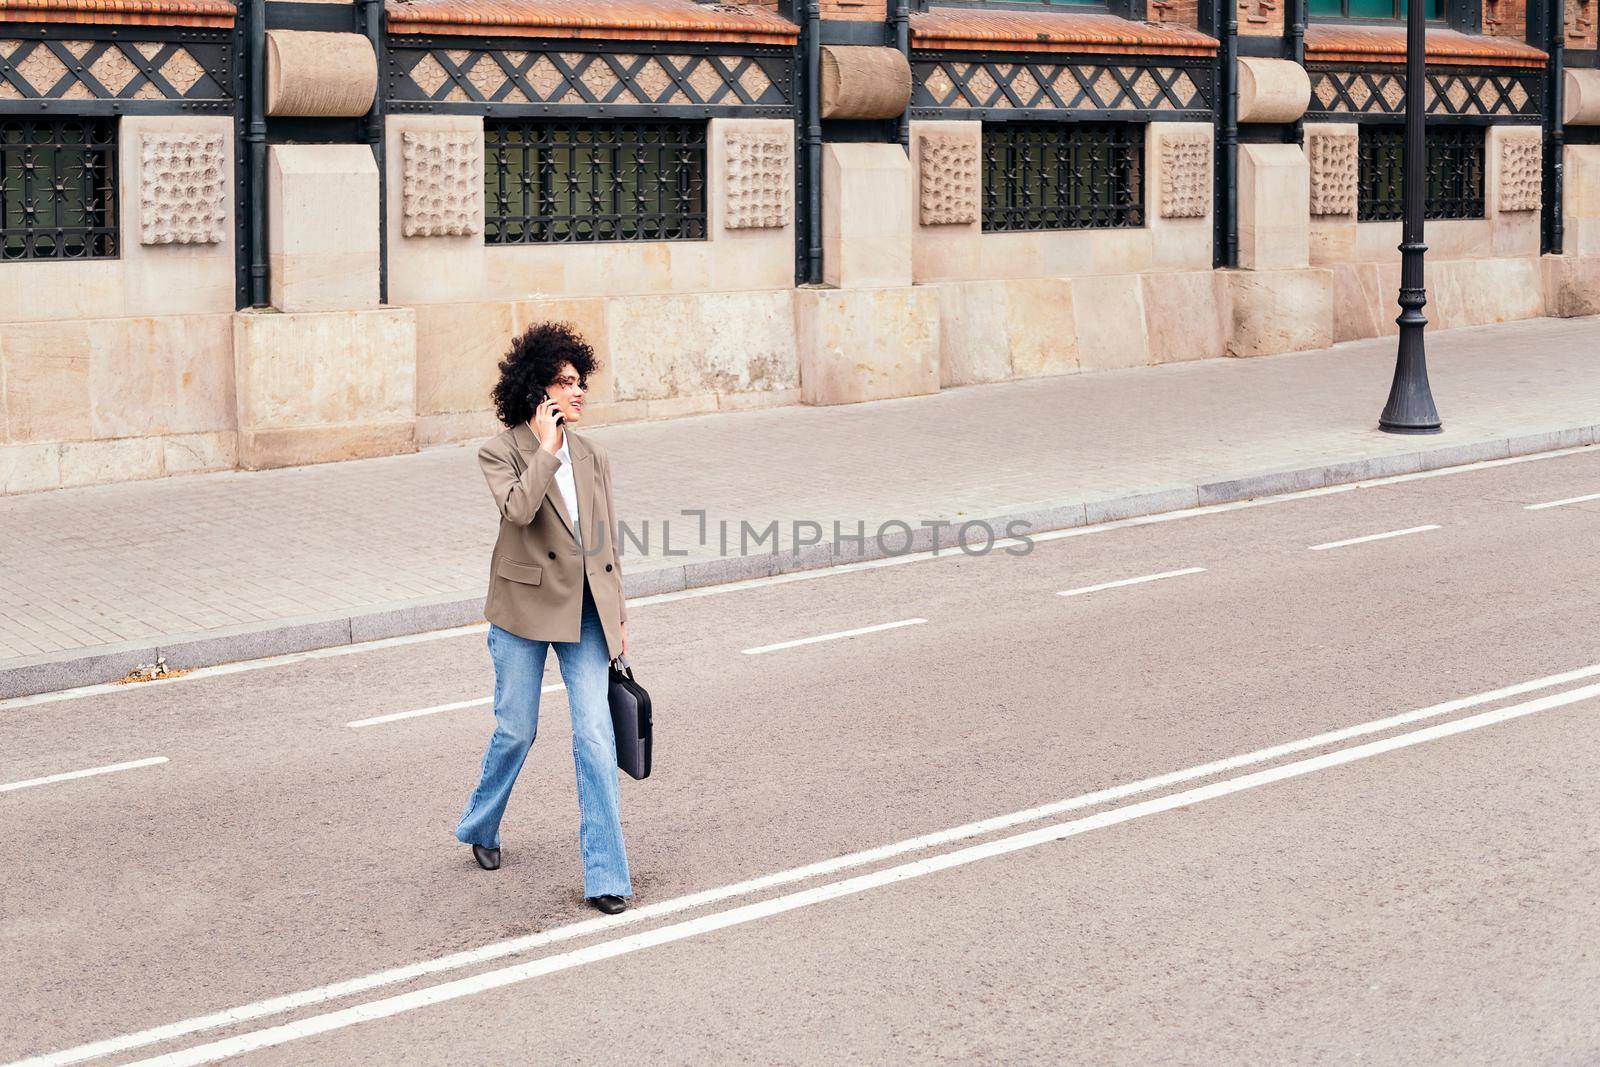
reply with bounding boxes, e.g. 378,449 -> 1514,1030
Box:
0,756 -> 167,794
345,683 -> 563,729
123,680 -> 1600,1067
1524,490 -> 1600,510
1056,567 -> 1205,598
740,618 -> 926,656
24,658 -> 1600,1067
1308,524 -> 1441,552
5,445 -> 1595,715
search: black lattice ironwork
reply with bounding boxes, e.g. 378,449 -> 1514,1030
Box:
982,122 -> 1144,232
1358,124 -> 1485,222
484,120 -> 707,244
0,118 -> 118,261
0,34 -> 233,108
1306,66 -> 1541,120
912,55 -> 1213,118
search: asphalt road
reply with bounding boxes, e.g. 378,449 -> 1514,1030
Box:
3,446 -> 1599,1065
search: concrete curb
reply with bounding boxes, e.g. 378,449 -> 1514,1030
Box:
4,426 -> 1596,700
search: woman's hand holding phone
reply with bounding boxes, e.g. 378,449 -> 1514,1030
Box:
532,394 -> 564,454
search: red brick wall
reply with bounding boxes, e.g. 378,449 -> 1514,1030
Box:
1237,0 -> 1285,36
1482,0 -> 1527,38
823,0 -> 887,19
1149,0 -> 1202,29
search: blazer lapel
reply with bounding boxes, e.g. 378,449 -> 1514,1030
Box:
512,423 -> 575,540
570,431 -> 596,550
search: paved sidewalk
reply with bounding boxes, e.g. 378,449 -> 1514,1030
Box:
4,314 -> 1600,697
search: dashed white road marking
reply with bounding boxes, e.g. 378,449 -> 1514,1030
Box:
346,684 -> 562,729
740,618 -> 927,655
121,680 -> 1600,1067
1524,490 -> 1600,510
1309,524 -> 1441,552
23,658 -> 1600,1067
1,756 -> 168,794
1057,567 -> 1206,598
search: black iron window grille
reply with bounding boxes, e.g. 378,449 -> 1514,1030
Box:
982,123 -> 1145,233
1358,123 -> 1484,222
1,119 -> 119,262
484,121 -> 707,245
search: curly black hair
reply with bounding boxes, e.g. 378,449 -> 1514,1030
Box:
491,321 -> 600,427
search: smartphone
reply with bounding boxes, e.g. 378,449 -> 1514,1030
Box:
545,390 -> 565,426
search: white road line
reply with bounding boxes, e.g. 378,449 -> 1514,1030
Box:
740,618 -> 926,656
4,444 -> 1594,714
0,756 -> 167,794
1524,490 -> 1600,510
346,683 -> 563,729
122,680 -> 1600,1067
1308,524 -> 1441,552
1057,567 -> 1205,598
24,658 -> 1600,1067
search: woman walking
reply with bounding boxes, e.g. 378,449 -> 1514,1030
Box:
454,322 -> 634,914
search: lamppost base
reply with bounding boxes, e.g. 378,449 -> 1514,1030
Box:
1378,421 -> 1444,435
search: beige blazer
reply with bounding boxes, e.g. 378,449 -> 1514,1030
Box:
478,422 -> 628,660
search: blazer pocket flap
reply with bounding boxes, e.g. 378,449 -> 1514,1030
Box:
496,559 -> 543,585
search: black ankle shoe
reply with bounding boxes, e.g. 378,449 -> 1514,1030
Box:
588,894 -> 627,914
472,844 -> 501,871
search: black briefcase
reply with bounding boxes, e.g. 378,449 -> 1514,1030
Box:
608,654 -> 652,780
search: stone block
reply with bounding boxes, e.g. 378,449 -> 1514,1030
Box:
413,301 -> 517,418
1493,126 -> 1542,214
1305,123 -> 1357,217
1564,145 -> 1600,255
0,321 -> 91,442
268,144 -> 380,312
1543,254 -> 1600,317
233,306 -> 417,468
919,132 -> 979,225
0,442 -> 61,495
823,143 -> 914,288
139,132 -> 227,245
1142,271 -> 1228,364
59,437 -> 164,488
935,281 -> 1010,387
1072,274 -> 1150,371
1433,257 -> 1544,328
401,130 -> 482,237
1236,57 -> 1312,123
1565,67 -> 1600,125
1226,268 -> 1334,356
88,314 -> 235,439
820,45 -> 911,120
1332,263 -> 1390,342
1238,144 -> 1310,270
723,129 -> 792,230
417,410 -> 501,447
1156,127 -> 1210,219
794,287 -> 939,405
1309,216 -> 1357,265
387,116 -> 487,305
605,290 -> 798,403
161,430 -> 238,475
1005,278 -> 1079,379
266,30 -> 377,118
0,261 -> 125,324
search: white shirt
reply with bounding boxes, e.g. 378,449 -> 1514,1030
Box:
552,431 -> 580,535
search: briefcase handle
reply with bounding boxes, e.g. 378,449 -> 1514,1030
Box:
610,653 -> 633,678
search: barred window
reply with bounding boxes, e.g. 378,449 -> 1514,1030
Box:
1,118 -> 118,261
483,121 -> 707,245
1358,124 -> 1485,222
982,123 -> 1145,233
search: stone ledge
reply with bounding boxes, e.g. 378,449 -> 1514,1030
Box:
385,0 -> 799,43
0,0 -> 234,27
7,431 -> 1597,699
1305,25 -> 1548,68
911,8 -> 1217,56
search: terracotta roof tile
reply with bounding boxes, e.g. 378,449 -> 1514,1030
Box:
912,7 -> 1217,57
1306,24 -> 1546,68
0,0 -> 233,26
386,0 -> 799,44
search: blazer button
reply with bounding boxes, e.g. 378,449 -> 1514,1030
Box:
547,551 -> 556,560
605,563 -> 613,572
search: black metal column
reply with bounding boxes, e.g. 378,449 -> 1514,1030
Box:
1213,0 -> 1239,268
1544,0 -> 1566,254
802,0 -> 822,285
363,0 -> 388,303
893,0 -> 911,151
1379,0 -> 1442,434
246,0 -> 268,307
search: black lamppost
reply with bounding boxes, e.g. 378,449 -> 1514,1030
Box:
1379,0 -> 1443,434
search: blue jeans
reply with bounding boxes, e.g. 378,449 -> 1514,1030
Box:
454,580 -> 633,899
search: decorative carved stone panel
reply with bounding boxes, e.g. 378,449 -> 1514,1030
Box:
1308,129 -> 1358,217
724,131 -> 791,229
1499,136 -> 1542,212
139,133 -> 227,245
918,133 -> 978,226
401,131 -> 482,238
1158,130 -> 1210,219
